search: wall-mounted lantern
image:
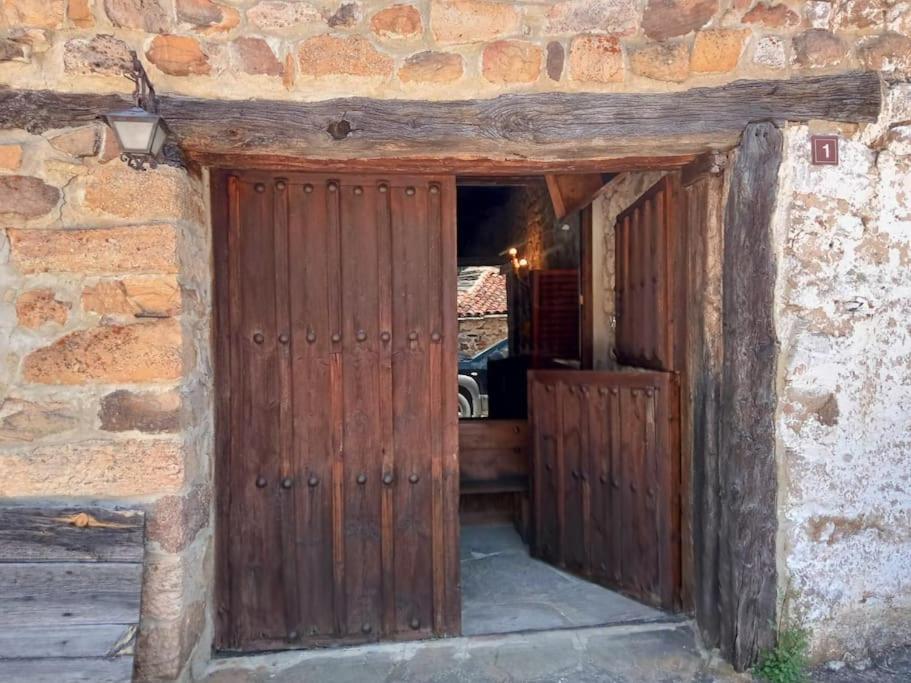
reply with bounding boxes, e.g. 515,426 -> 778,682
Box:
102,51 -> 170,170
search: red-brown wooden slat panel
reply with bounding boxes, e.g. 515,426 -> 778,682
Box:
213,172 -> 459,651
531,269 -> 580,361
615,176 -> 681,371
529,370 -> 681,612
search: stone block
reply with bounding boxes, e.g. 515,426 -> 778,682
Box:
0,438 -> 184,497
568,34 -> 623,83
753,35 -> 787,69
0,398 -> 80,443
246,0 -> 322,31
15,288 -> 70,329
545,0 -> 640,36
103,0 -> 169,33
8,225 -> 178,274
96,276 -> 180,315
1,0 -> 65,29
0,145 -> 23,170
858,33 -> 911,72
0,38 -> 27,62
546,41 -> 564,81
49,126 -> 99,158
23,319 -> 182,384
642,0 -> 718,41
68,0 -> 94,27
327,1 -> 359,28
298,34 -> 392,77
63,34 -> 133,76
146,34 -> 211,76
629,40 -> 690,82
833,0 -> 887,30
430,0 -> 520,45
135,600 -> 205,681
100,389 -> 181,433
691,29 -> 747,73
232,37 -> 283,76
793,29 -> 848,68
398,50 -> 463,83
81,163 -> 201,222
147,485 -> 211,552
482,40 -> 542,83
0,176 -> 60,219
742,2 -> 800,27
177,0 -> 239,32
371,4 -> 422,39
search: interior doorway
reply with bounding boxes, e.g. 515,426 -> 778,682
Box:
454,173 -> 688,636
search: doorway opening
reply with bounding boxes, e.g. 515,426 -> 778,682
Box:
455,172 -> 689,636
211,159 -> 720,654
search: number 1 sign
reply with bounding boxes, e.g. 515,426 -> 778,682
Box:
811,135 -> 839,165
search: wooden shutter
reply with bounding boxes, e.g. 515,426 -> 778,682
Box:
531,269 -> 580,361
213,172 -> 459,651
615,176 -> 682,371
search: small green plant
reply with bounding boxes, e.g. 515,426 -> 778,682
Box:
753,626 -> 810,683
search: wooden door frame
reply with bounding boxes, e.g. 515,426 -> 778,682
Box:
205,129 -> 781,670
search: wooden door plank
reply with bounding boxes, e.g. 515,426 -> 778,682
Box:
390,180 -> 435,637
339,178 -> 384,640
433,172 -> 464,635
288,179 -> 338,640
272,175 -> 301,642
0,508 -> 143,563
375,179 -> 397,638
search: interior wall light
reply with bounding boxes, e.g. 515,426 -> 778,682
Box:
101,51 -> 171,171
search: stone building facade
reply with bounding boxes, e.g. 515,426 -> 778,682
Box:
1,0 -> 909,680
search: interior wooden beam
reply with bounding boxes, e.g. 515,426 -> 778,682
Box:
0,72 -> 880,164
545,173 -> 613,220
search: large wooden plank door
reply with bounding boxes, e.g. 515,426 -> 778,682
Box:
529,370 -> 681,611
213,172 -> 459,652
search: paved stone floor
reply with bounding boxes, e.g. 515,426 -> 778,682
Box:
203,622 -> 746,682
461,524 -> 668,636
810,645 -> 911,682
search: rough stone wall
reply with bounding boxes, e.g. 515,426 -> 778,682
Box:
0,124 -> 213,681
591,170 -> 667,368
774,82 -> 911,662
3,0 -> 910,101
458,314 -> 507,355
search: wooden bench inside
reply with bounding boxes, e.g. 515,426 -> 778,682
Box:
459,419 -> 530,537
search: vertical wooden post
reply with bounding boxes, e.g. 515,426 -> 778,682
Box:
719,121 -> 782,670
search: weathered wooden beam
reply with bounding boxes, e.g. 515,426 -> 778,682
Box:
719,122 -> 782,671
0,72 -> 880,163
0,507 -> 144,563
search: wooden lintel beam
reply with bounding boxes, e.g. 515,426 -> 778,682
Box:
0,72 -> 880,163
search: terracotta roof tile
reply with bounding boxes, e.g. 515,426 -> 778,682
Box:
458,267 -> 508,317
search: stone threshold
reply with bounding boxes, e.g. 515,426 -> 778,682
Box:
201,619 -> 742,682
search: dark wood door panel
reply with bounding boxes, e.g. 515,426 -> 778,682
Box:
213,172 -> 459,651
529,370 -> 681,612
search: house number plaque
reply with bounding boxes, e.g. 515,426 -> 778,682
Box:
811,135 -> 839,166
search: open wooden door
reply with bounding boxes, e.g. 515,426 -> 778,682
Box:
212,172 -> 459,651
529,370 -> 681,611
528,174 -> 684,612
